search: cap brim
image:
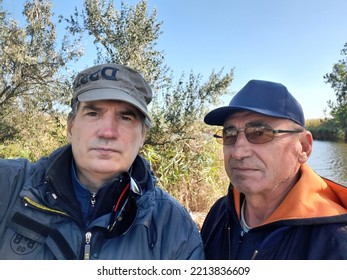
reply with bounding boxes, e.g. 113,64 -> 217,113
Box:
204,106 -> 294,126
77,88 -> 151,124
204,106 -> 235,126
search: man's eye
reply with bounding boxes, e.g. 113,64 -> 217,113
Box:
251,128 -> 264,136
225,132 -> 236,138
86,111 -> 98,117
254,131 -> 264,136
121,115 -> 132,121
224,129 -> 237,137
247,127 -> 269,136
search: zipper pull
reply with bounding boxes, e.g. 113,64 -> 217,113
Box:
251,250 -> 259,260
84,232 -> 92,260
91,193 -> 96,207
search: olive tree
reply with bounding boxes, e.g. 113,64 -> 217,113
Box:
0,0 -> 82,159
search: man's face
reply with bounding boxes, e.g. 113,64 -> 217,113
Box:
222,111 -> 312,197
67,100 -> 146,189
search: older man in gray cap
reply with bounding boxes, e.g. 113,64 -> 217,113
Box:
0,63 -> 205,260
201,79 -> 347,260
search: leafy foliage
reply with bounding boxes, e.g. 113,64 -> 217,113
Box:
306,118 -> 344,141
0,0 -> 81,110
0,0 -> 83,158
324,42 -> 347,138
0,100 -> 67,161
64,0 -> 168,89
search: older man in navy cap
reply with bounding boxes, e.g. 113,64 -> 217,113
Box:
201,79 -> 347,260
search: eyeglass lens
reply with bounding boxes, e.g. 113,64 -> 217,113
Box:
215,126 -> 303,145
223,126 -> 274,145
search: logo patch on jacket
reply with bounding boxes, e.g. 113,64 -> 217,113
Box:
10,233 -> 38,255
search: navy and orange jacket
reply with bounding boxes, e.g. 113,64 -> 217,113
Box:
201,163 -> 347,259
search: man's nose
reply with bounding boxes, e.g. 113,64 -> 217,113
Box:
97,116 -> 119,138
226,131 -> 252,159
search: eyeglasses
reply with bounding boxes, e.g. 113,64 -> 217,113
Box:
213,126 -> 304,145
107,173 -> 141,237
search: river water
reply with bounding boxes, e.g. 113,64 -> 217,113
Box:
308,140 -> 347,186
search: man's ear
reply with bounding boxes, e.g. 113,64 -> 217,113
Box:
67,119 -> 73,143
140,126 -> 147,147
299,131 -> 313,163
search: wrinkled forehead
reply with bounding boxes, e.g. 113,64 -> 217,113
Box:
223,110 -> 292,127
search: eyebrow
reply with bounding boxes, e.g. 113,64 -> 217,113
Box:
245,121 -> 271,127
80,104 -> 102,112
80,103 -> 140,119
226,120 -> 271,128
119,108 -> 139,119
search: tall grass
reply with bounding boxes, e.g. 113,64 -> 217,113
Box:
306,118 -> 345,141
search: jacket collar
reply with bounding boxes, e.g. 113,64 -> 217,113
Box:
229,163 -> 347,225
43,145 -> 154,219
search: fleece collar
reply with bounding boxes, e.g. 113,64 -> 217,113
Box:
232,163 -> 347,225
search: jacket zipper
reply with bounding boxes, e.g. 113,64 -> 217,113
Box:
251,250 -> 259,259
228,223 -> 259,259
228,226 -> 231,259
84,232 -> 92,260
23,196 -> 69,217
83,193 -> 96,260
90,193 -> 96,207
24,195 -> 96,260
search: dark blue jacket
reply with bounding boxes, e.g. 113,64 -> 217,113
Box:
0,145 -> 204,259
201,164 -> 347,259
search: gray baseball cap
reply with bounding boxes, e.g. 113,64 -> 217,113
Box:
73,63 -> 152,127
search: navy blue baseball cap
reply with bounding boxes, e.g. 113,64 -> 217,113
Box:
204,79 -> 305,127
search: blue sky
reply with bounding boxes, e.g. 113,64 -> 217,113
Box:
4,0 -> 347,119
